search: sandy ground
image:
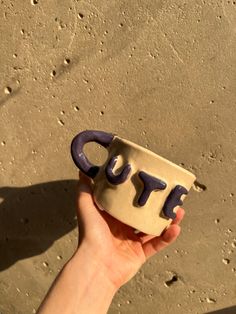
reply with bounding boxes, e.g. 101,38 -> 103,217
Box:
0,0 -> 236,313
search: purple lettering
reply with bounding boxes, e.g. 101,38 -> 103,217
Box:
138,171 -> 167,206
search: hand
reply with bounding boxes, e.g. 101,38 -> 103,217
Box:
37,172 -> 185,314
74,172 -> 185,289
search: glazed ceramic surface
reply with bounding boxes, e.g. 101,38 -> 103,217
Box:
71,130 -> 196,235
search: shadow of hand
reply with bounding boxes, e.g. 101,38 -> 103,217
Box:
0,180 -> 77,271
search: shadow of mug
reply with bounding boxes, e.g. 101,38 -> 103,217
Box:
0,180 -> 77,271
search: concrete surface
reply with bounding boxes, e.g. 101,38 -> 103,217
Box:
0,0 -> 236,313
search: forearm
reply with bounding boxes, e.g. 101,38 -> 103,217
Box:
37,245 -> 117,314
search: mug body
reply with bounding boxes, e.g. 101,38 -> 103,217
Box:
93,136 -> 196,236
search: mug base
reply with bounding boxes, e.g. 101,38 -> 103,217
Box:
93,197 -> 160,236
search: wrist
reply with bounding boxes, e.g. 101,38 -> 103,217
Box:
64,243 -> 117,313
69,243 -> 118,291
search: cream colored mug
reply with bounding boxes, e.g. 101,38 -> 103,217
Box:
71,130 -> 196,236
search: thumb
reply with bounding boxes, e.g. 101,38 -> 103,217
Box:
76,172 -> 98,226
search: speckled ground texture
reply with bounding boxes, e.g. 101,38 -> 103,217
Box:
0,0 -> 236,313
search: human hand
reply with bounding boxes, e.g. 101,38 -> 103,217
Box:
74,172 -> 185,290
37,172 -> 184,314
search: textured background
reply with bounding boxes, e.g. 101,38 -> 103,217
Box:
0,0 -> 236,313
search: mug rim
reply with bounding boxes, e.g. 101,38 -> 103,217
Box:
115,135 -> 196,181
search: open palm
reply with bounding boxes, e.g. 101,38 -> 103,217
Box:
76,173 -> 184,289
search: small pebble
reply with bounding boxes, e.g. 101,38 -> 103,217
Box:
20,218 -> 29,224
222,258 -> 230,265
57,255 -> 62,260
57,119 -> 65,126
43,261 -> 49,267
64,58 -> 70,65
50,70 -> 56,77
4,87 -> 12,94
206,297 -> 216,304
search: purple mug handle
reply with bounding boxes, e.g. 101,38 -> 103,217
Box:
71,130 -> 114,178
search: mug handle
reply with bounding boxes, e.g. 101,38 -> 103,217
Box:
71,130 -> 114,178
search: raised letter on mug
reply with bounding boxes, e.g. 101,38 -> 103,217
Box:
105,156 -> 131,185
138,171 -> 167,206
162,185 -> 188,219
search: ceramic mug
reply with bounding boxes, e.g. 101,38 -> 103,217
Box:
71,130 -> 196,235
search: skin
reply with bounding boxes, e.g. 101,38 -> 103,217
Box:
37,172 -> 185,314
